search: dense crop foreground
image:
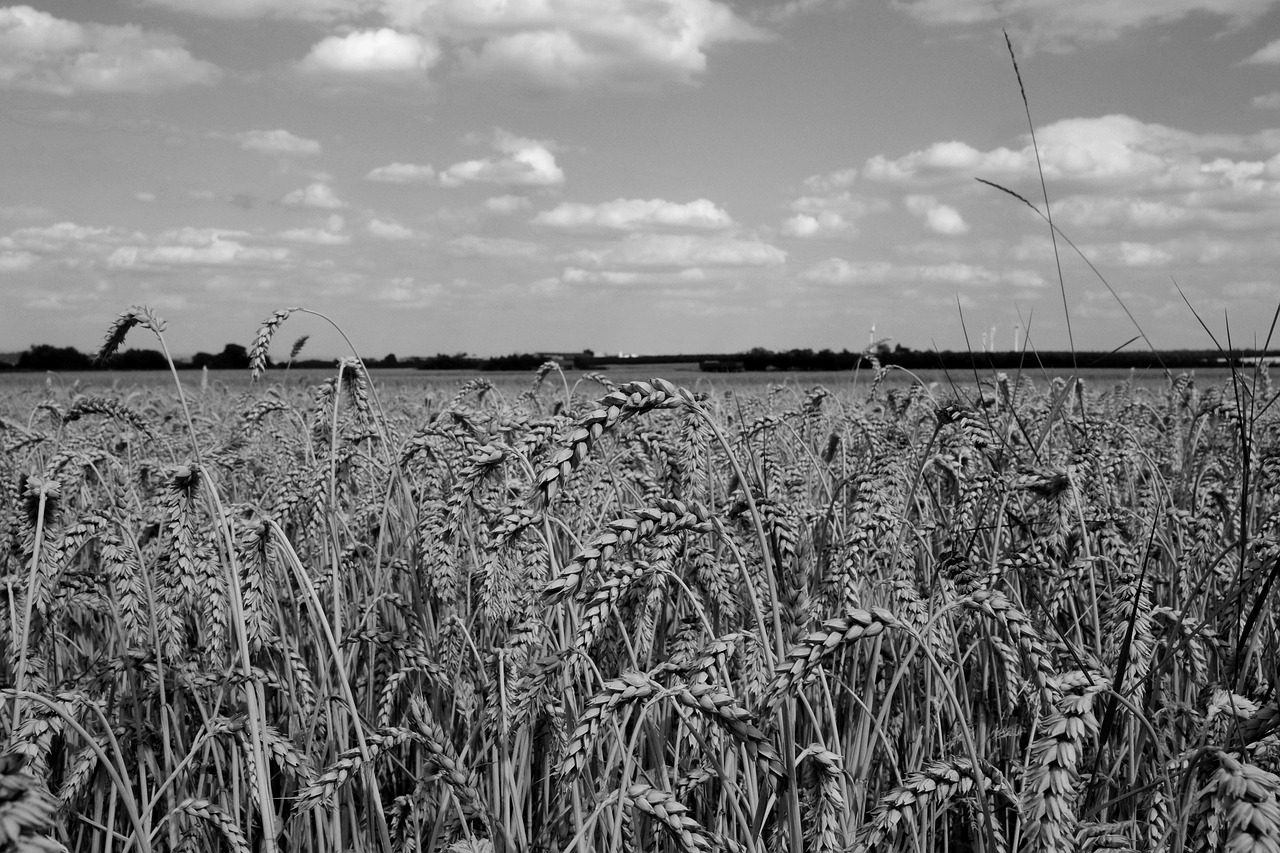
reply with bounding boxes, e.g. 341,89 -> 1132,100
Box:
3,307 -> 1280,853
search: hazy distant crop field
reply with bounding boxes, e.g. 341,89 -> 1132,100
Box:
2,339 -> 1278,852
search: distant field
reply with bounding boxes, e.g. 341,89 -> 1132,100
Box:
0,361 -> 1234,395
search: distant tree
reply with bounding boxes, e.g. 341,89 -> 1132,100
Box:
17,344 -> 93,371
110,349 -> 169,370
382,353 -> 398,367
190,343 -> 251,370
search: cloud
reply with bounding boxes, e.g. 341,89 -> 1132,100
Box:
365,162 -> 436,183
485,195 -> 532,214
278,216 -> 350,244
562,266 -> 710,286
0,6 -> 221,94
368,218 -> 416,240
1242,38 -> 1280,64
533,198 -> 735,231
237,129 -> 322,156
569,233 -> 786,267
802,168 -> 858,193
107,228 -> 290,269
0,250 -> 37,271
905,195 -> 969,235
281,182 -> 346,209
864,115 -> 1280,193
146,0 -> 764,89
433,0 -> 767,88
299,28 -> 439,78
892,0 -> 1276,50
439,131 -> 564,187
447,235 -> 543,258
800,257 -> 1044,288
140,0 -> 370,21
5,221 -> 129,252
781,211 -> 854,237
1253,92 -> 1280,109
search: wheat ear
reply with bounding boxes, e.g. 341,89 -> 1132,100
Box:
765,608 -> 899,708
535,379 -> 694,504
621,783 -> 715,853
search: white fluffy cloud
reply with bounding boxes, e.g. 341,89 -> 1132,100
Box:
299,28 -> 439,78
447,235 -> 543,258
278,216 -> 349,244
107,228 -> 290,269
417,0 -> 766,88
141,0 -> 372,20
365,162 -> 436,183
439,131 -> 564,187
0,250 -> 37,271
893,0 -> 1276,50
801,168 -> 858,193
368,218 -> 416,240
485,195 -> 532,214
781,211 -> 853,238
905,195 -> 969,235
281,182 -> 346,209
533,198 -> 735,231
0,6 -> 221,94
562,266 -> 709,286
864,115 -> 1280,193
1243,39 -> 1280,64
801,257 -> 1044,288
237,129 -> 322,156
144,0 -> 763,88
569,233 -> 786,267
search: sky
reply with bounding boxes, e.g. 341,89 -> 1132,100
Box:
3,1 -> 1280,359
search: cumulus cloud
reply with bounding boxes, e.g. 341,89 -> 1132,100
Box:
299,28 -> 439,78
281,182 -> 346,209
533,198 -> 735,231
365,162 -> 436,183
147,0 -> 764,89
1242,38 -> 1280,64
1253,92 -> 1280,109
905,195 -> 969,235
801,257 -> 1044,288
781,211 -> 853,238
5,221 -> 128,252
447,235 -> 543,258
140,0 -> 369,20
0,250 -> 37,271
278,216 -> 349,244
368,218 -> 416,240
107,228 -> 290,269
0,5 -> 221,94
569,233 -> 786,267
865,115 -> 1280,194
434,0 -> 766,88
893,0 -> 1275,50
237,129 -> 322,156
802,168 -> 858,193
485,195 -> 532,214
439,131 -> 564,187
780,188 -> 886,237
562,266 -> 709,285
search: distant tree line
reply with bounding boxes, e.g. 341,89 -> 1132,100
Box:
0,342 -> 1267,373
2,343 -> 259,371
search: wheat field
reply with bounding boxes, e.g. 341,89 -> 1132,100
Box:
2,306 -> 1279,853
